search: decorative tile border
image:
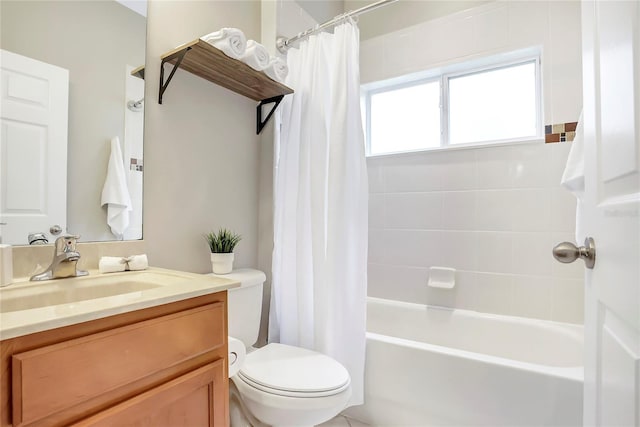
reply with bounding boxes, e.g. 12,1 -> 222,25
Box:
545,121 -> 578,143
130,158 -> 143,172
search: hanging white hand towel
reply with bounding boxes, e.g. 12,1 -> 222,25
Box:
101,137 -> 132,239
560,111 -> 585,242
200,28 -> 247,59
263,57 -> 289,83
240,40 -> 270,71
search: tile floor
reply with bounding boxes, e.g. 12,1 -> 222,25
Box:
318,415 -> 370,427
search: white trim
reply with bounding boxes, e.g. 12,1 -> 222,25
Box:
366,137 -> 546,160
363,48 -> 543,157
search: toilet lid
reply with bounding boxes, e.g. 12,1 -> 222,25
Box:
238,343 -> 351,397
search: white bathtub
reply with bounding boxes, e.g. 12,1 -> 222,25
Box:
345,297 -> 584,426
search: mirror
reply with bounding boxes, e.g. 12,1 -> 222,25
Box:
0,0 -> 146,245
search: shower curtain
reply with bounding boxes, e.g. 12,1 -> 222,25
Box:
269,21 -> 368,407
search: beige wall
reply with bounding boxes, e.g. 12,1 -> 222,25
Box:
143,1 -> 262,273
345,0 -> 491,40
0,1 -> 146,242
295,0 -> 344,24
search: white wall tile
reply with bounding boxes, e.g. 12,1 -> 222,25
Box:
511,275 -> 553,320
382,160 -> 443,193
369,193 -> 386,229
439,150 -> 477,191
511,188 -> 553,232
547,0 -> 582,124
511,232 -> 553,276
551,187 -> 577,233
477,232 -> 513,274
359,36 -> 389,84
368,228 -> 386,265
429,15 -> 475,64
368,263 -> 429,304
549,66 -> 583,125
476,145 -> 514,189
507,1 -> 549,47
366,161 -> 385,193
551,277 -> 584,324
385,192 -> 443,230
373,229 -> 444,268
476,190 -> 515,231
549,141 -> 572,185
474,272 -> 514,315
512,144 -> 554,188
439,231 -> 478,272
362,0 -> 583,324
442,191 -> 476,230
473,4 -> 509,53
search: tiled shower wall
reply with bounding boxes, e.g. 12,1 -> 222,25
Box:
367,143 -> 583,324
362,1 -> 584,323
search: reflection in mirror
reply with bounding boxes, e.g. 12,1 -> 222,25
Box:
0,0 -> 146,245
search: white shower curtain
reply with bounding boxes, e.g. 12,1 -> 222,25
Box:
269,21 -> 368,407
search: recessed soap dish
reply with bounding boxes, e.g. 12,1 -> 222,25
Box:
427,267 -> 456,289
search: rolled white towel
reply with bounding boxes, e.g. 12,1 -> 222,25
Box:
201,28 -> 247,59
99,256 -> 127,274
125,254 -> 148,271
263,57 -> 289,83
240,40 -> 270,71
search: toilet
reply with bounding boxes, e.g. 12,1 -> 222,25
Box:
215,269 -> 352,427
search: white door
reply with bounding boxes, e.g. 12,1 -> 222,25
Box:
580,1 -> 640,425
0,49 -> 69,245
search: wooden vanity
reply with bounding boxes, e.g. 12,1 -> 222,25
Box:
0,291 -> 229,426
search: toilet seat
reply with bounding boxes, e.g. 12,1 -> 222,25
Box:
237,343 -> 351,398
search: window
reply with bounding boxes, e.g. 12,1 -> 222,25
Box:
363,53 -> 541,156
370,81 -> 441,154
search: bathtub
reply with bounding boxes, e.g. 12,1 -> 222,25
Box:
344,297 -> 583,426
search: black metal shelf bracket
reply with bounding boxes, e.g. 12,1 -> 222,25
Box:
257,95 -> 285,134
159,47 -> 191,104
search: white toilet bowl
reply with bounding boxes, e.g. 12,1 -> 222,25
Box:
230,343 -> 351,427
212,269 -> 352,427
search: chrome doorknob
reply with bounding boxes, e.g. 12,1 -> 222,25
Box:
552,237 -> 596,269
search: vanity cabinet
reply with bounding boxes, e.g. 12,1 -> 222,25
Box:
0,292 -> 229,427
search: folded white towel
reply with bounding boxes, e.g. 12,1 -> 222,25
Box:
201,28 -> 247,59
561,111 -> 585,242
99,254 -> 149,274
99,256 -> 127,274
125,254 -> 148,271
101,137 -> 132,239
240,40 -> 270,71
263,57 -> 289,83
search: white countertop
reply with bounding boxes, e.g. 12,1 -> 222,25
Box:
0,267 -> 239,340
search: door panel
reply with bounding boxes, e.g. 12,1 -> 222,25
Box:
0,49 -> 68,245
581,1 -> 640,425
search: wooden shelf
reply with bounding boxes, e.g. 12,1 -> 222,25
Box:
158,39 -> 293,134
161,39 -> 292,102
131,65 -> 145,80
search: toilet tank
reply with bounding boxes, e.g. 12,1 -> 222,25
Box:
213,269 -> 266,348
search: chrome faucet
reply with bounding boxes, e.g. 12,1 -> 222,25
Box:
30,235 -> 89,281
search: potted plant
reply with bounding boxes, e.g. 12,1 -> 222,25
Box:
204,228 -> 242,274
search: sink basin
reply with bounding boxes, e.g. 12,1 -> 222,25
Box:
0,271 -> 194,313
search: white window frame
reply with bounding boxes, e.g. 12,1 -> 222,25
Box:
363,50 -> 543,156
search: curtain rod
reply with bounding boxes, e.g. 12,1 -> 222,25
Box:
276,0 -> 398,52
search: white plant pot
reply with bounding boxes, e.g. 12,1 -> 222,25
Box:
211,253 -> 234,274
